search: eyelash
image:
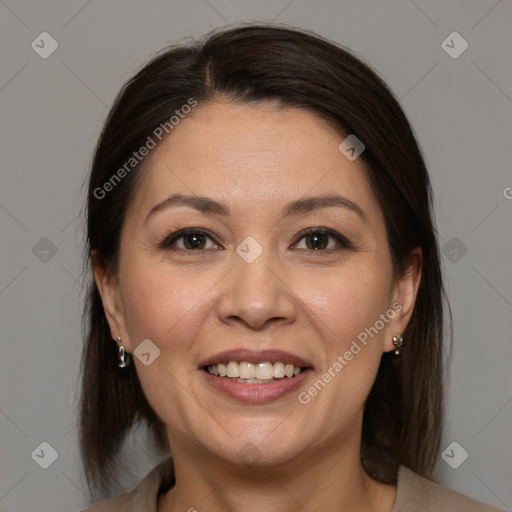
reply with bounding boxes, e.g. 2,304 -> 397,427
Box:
158,227 -> 352,253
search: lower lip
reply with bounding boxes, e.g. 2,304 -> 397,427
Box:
201,368 -> 312,403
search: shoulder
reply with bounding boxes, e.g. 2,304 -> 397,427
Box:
78,457 -> 175,512
394,465 -> 504,512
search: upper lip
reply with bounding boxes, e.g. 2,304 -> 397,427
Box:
198,349 -> 313,369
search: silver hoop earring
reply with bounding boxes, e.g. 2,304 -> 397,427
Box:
392,335 -> 404,356
116,337 -> 130,368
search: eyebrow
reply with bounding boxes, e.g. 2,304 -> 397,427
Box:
144,193 -> 368,224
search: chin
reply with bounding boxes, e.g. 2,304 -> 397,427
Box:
202,429 -> 309,469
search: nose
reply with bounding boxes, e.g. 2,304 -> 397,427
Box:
216,247 -> 297,331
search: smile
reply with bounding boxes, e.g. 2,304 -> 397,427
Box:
199,348 -> 312,402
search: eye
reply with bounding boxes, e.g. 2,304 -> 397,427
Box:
293,228 -> 352,251
159,229 -> 220,251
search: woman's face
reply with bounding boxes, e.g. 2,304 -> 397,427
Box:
95,101 -> 420,468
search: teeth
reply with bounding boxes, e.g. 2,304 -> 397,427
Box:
255,362 -> 274,380
239,362 -> 255,379
226,361 -> 239,378
273,361 -> 285,378
218,363 -> 227,377
207,361 -> 304,380
234,378 -> 274,384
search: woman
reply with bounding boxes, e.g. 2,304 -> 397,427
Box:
79,24 -> 502,511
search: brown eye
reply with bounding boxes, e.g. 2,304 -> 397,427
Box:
159,229 -> 219,251
294,228 -> 352,251
180,233 -> 207,250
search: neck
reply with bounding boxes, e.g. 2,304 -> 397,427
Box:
158,434 -> 396,512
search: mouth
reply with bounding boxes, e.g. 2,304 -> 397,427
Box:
198,349 -> 313,403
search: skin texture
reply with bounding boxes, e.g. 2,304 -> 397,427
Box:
94,101 -> 422,512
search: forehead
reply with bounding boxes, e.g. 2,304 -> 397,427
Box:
126,101 -> 382,226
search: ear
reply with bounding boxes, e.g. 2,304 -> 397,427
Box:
91,250 -> 133,353
383,247 -> 423,353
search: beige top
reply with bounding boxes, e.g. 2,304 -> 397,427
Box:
80,458 -> 504,512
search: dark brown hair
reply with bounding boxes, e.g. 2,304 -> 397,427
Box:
80,23 -> 451,493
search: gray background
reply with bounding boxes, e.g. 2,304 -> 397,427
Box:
0,1 -> 511,511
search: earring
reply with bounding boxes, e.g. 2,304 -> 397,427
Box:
392,335 -> 404,356
115,337 -> 130,368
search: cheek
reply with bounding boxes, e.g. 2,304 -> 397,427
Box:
118,259 -> 218,429
119,256 -> 218,353
298,261 -> 393,352
293,261 -> 392,418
